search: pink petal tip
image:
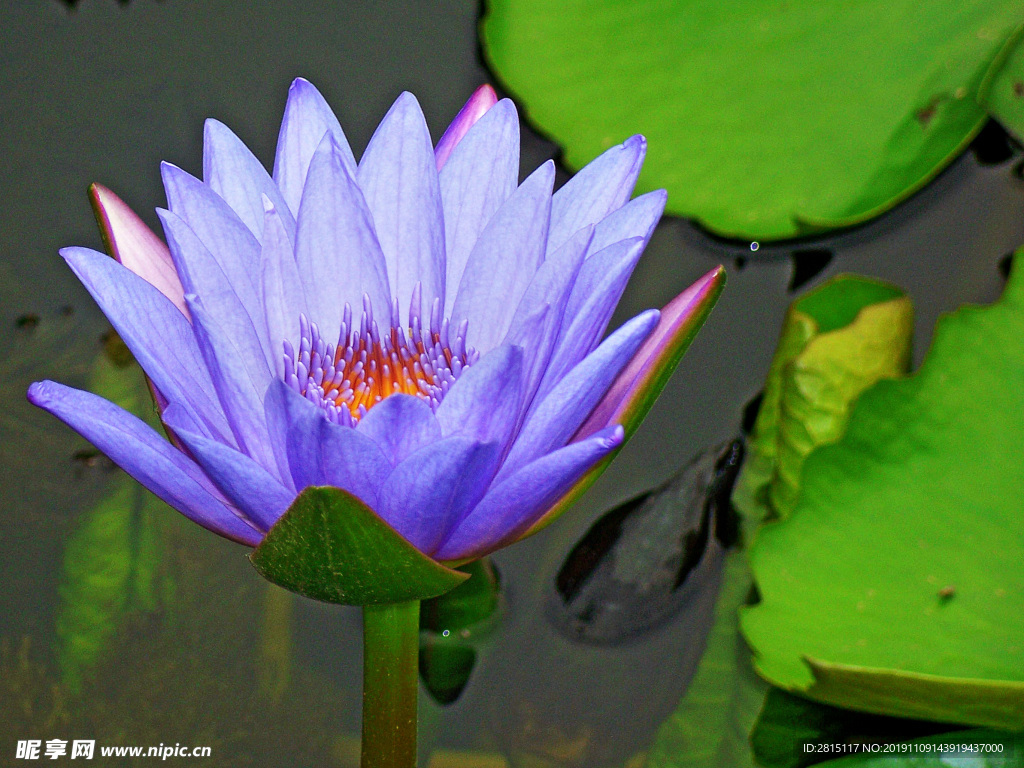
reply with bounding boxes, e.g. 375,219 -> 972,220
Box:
89,183 -> 188,319
434,84 -> 499,170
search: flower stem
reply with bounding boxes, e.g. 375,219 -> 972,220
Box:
361,600 -> 420,768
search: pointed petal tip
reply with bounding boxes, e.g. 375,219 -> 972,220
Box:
88,181 -> 114,208
389,90 -> 423,116
80,187 -> 189,318
435,83 -> 503,170
473,83 -> 499,106
680,264 -> 727,305
57,245 -> 84,263
159,160 -> 184,188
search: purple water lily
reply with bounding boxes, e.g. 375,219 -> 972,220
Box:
29,80 -> 723,563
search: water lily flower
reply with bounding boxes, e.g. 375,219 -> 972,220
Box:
29,79 -> 723,566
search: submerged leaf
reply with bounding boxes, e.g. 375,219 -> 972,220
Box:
419,559 -> 502,706
643,553 -> 768,768
56,478 -> 164,692
741,256 -> 1024,728
548,440 -> 742,645
55,349 -> 167,693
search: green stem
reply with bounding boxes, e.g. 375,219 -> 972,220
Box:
361,600 -> 420,768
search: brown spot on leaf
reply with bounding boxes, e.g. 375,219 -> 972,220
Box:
916,101 -> 938,128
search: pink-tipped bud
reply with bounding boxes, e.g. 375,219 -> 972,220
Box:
578,265 -> 726,440
89,183 -> 188,318
435,84 -> 499,170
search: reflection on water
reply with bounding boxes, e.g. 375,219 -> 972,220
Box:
2,1 -> 1024,766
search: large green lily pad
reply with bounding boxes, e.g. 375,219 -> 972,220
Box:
481,0 -> 1024,240
740,257 -> 1024,728
250,487 -> 468,605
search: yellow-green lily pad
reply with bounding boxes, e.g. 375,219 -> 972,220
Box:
737,275 -> 913,522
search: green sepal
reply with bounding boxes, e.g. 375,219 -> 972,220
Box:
249,487 -> 469,605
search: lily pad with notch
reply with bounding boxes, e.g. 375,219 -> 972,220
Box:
482,0 -> 1024,240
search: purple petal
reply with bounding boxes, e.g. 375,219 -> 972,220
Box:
316,416 -> 393,510
435,343 -> 524,448
439,99 -> 519,316
186,294 -> 276,473
263,380 -> 391,507
451,161 -> 554,353
295,134 -> 391,336
503,224 -> 592,409
158,208 -> 274,374
259,197 -> 306,376
165,406 -> 293,532
27,381 -> 261,546
501,310 -> 658,480
548,135 -> 646,256
61,247 -> 232,444
537,237 -> 646,398
273,78 -> 357,216
203,118 -> 295,243
89,184 -> 187,317
588,189 -> 667,257
435,84 -> 499,171
564,235 -> 645,325
435,426 -> 624,561
355,393 -> 443,465
357,92 -> 446,319
161,162 -> 263,317
376,436 -> 500,555
577,266 -> 727,440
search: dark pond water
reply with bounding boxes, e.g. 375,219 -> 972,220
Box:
2,2 -> 1022,766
